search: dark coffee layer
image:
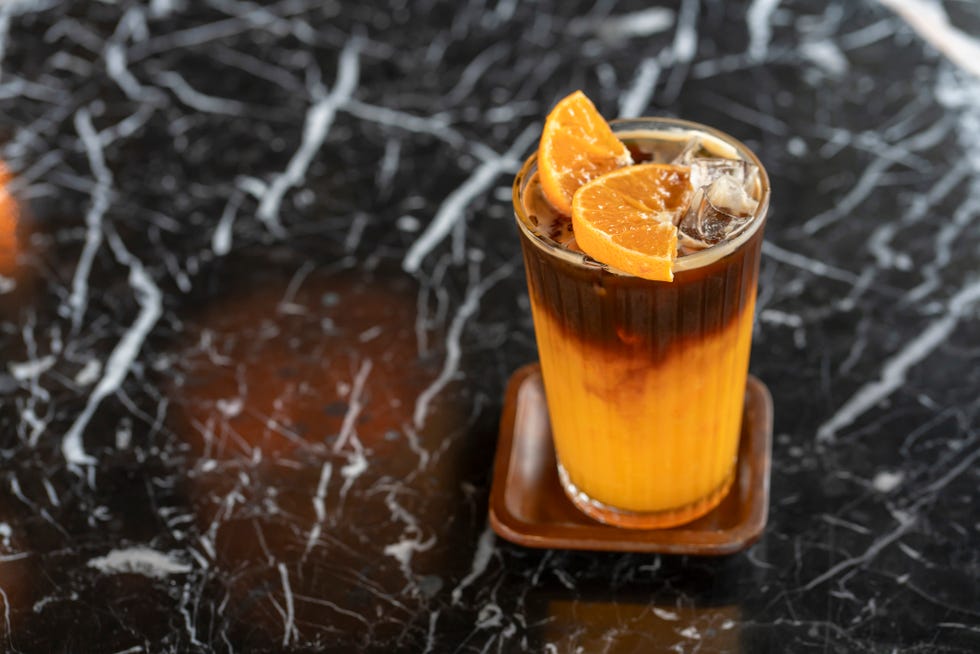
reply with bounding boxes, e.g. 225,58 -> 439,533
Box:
519,225 -> 764,357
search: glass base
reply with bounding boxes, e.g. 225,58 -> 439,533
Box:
557,463 -> 736,530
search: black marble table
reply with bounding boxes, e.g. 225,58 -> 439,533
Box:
1,1 -> 978,652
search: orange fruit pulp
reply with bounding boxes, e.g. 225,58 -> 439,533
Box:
571,163 -> 692,282
537,90 -> 633,216
538,90 -> 694,282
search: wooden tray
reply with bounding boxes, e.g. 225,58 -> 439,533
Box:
489,364 -> 772,554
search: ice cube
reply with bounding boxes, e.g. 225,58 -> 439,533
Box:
676,154 -> 760,245
671,137 -> 702,165
679,176 -> 757,245
705,175 -> 757,217
689,158 -> 754,191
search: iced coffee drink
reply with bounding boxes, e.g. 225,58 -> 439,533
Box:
514,92 -> 770,529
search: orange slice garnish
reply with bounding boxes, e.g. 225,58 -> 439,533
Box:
571,164 -> 693,282
538,90 -> 632,216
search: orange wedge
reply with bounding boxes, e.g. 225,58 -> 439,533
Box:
571,164 -> 693,282
538,90 -> 632,216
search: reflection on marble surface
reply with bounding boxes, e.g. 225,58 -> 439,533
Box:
0,0 -> 978,652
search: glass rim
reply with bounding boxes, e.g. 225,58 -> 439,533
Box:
512,116 -> 771,275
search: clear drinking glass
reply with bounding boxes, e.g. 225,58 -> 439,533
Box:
513,117 -> 770,529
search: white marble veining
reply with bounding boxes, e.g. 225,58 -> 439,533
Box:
88,546 -> 193,579
0,0 -> 977,652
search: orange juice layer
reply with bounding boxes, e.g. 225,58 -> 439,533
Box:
530,291 -> 756,514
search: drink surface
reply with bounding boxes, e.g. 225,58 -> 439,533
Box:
520,127 -> 763,261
